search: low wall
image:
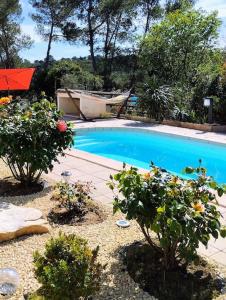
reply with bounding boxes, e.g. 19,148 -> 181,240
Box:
126,115 -> 226,132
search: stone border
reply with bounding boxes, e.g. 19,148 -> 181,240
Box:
75,126 -> 226,146
68,125 -> 226,172
126,115 -> 226,133
66,148 -> 138,172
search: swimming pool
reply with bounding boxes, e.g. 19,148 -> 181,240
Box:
74,128 -> 226,183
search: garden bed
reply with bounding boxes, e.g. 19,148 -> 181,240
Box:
122,241 -> 225,300
0,160 -> 151,299
0,176 -> 44,197
0,160 -> 226,300
126,115 -> 226,132
48,202 -> 106,226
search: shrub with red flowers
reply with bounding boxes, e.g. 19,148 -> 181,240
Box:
0,99 -> 74,185
57,120 -> 68,132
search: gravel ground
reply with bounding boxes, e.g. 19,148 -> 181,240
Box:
0,161 -> 153,299
0,160 -> 225,300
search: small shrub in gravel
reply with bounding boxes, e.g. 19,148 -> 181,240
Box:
31,232 -> 104,300
51,181 -> 93,212
48,181 -> 105,225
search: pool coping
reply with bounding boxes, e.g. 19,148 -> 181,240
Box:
69,125 -> 226,175
65,148 -> 148,173
75,126 -> 226,147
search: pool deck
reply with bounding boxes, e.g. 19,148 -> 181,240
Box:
46,119 -> 226,267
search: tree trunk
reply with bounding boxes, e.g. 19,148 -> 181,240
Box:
45,22 -> 54,69
88,0 -> 97,73
103,17 -> 111,90
1,26 -> 14,68
144,5 -> 151,35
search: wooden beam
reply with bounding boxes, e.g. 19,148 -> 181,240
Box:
59,89 -> 123,97
65,88 -> 88,121
117,90 -> 132,118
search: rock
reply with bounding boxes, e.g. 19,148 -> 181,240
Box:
0,202 -> 49,242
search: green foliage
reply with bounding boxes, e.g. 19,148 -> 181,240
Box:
109,162 -> 226,270
48,59 -> 103,91
140,9 -> 222,86
138,9 -> 222,121
0,0 -> 32,68
139,0 -> 163,35
33,232 -> 104,300
51,181 -> 93,212
61,72 -> 103,90
0,98 -> 73,185
30,0 -> 79,67
165,0 -> 195,13
137,79 -> 173,120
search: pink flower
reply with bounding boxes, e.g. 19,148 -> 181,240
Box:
57,120 -> 68,132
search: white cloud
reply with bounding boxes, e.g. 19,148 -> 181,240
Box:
21,24 -> 42,43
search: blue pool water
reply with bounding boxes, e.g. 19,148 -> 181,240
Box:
74,128 -> 226,183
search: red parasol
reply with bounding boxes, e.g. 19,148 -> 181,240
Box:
0,68 -> 35,91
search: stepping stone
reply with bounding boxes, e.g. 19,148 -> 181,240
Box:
0,202 -> 49,242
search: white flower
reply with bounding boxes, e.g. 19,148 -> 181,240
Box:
143,182 -> 148,188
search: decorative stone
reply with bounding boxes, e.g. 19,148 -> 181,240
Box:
0,202 -> 49,242
0,268 -> 19,296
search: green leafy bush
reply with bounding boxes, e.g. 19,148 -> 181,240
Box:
0,99 -> 73,185
138,9 -> 222,122
109,162 -> 226,270
138,81 -> 173,121
33,232 -> 104,300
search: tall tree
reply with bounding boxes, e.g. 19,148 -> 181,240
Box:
30,0 -> 79,68
0,0 -> 32,68
98,0 -> 137,89
64,0 -> 137,88
128,0 -> 162,88
140,10 -> 221,86
139,0 -> 162,36
139,10 -> 222,117
63,0 -> 104,74
81,0 -> 101,73
165,0 -> 196,13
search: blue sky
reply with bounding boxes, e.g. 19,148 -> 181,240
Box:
20,0 -> 226,62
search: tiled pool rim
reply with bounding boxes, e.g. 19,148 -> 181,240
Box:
74,126 -> 226,147
68,125 -> 226,181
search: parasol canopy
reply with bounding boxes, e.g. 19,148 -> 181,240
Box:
0,68 -> 35,91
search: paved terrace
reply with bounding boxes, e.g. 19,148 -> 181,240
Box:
46,119 -> 226,266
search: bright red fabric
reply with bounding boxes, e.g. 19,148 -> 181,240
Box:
0,68 -> 35,91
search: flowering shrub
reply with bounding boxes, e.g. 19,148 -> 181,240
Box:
56,120 -> 68,132
51,181 -> 93,211
109,162 -> 226,270
0,96 -> 12,106
32,232 -> 104,300
0,99 -> 73,185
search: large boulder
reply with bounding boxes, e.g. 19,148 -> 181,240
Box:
0,202 -> 49,242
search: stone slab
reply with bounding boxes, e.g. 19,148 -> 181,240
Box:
0,202 -> 49,242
